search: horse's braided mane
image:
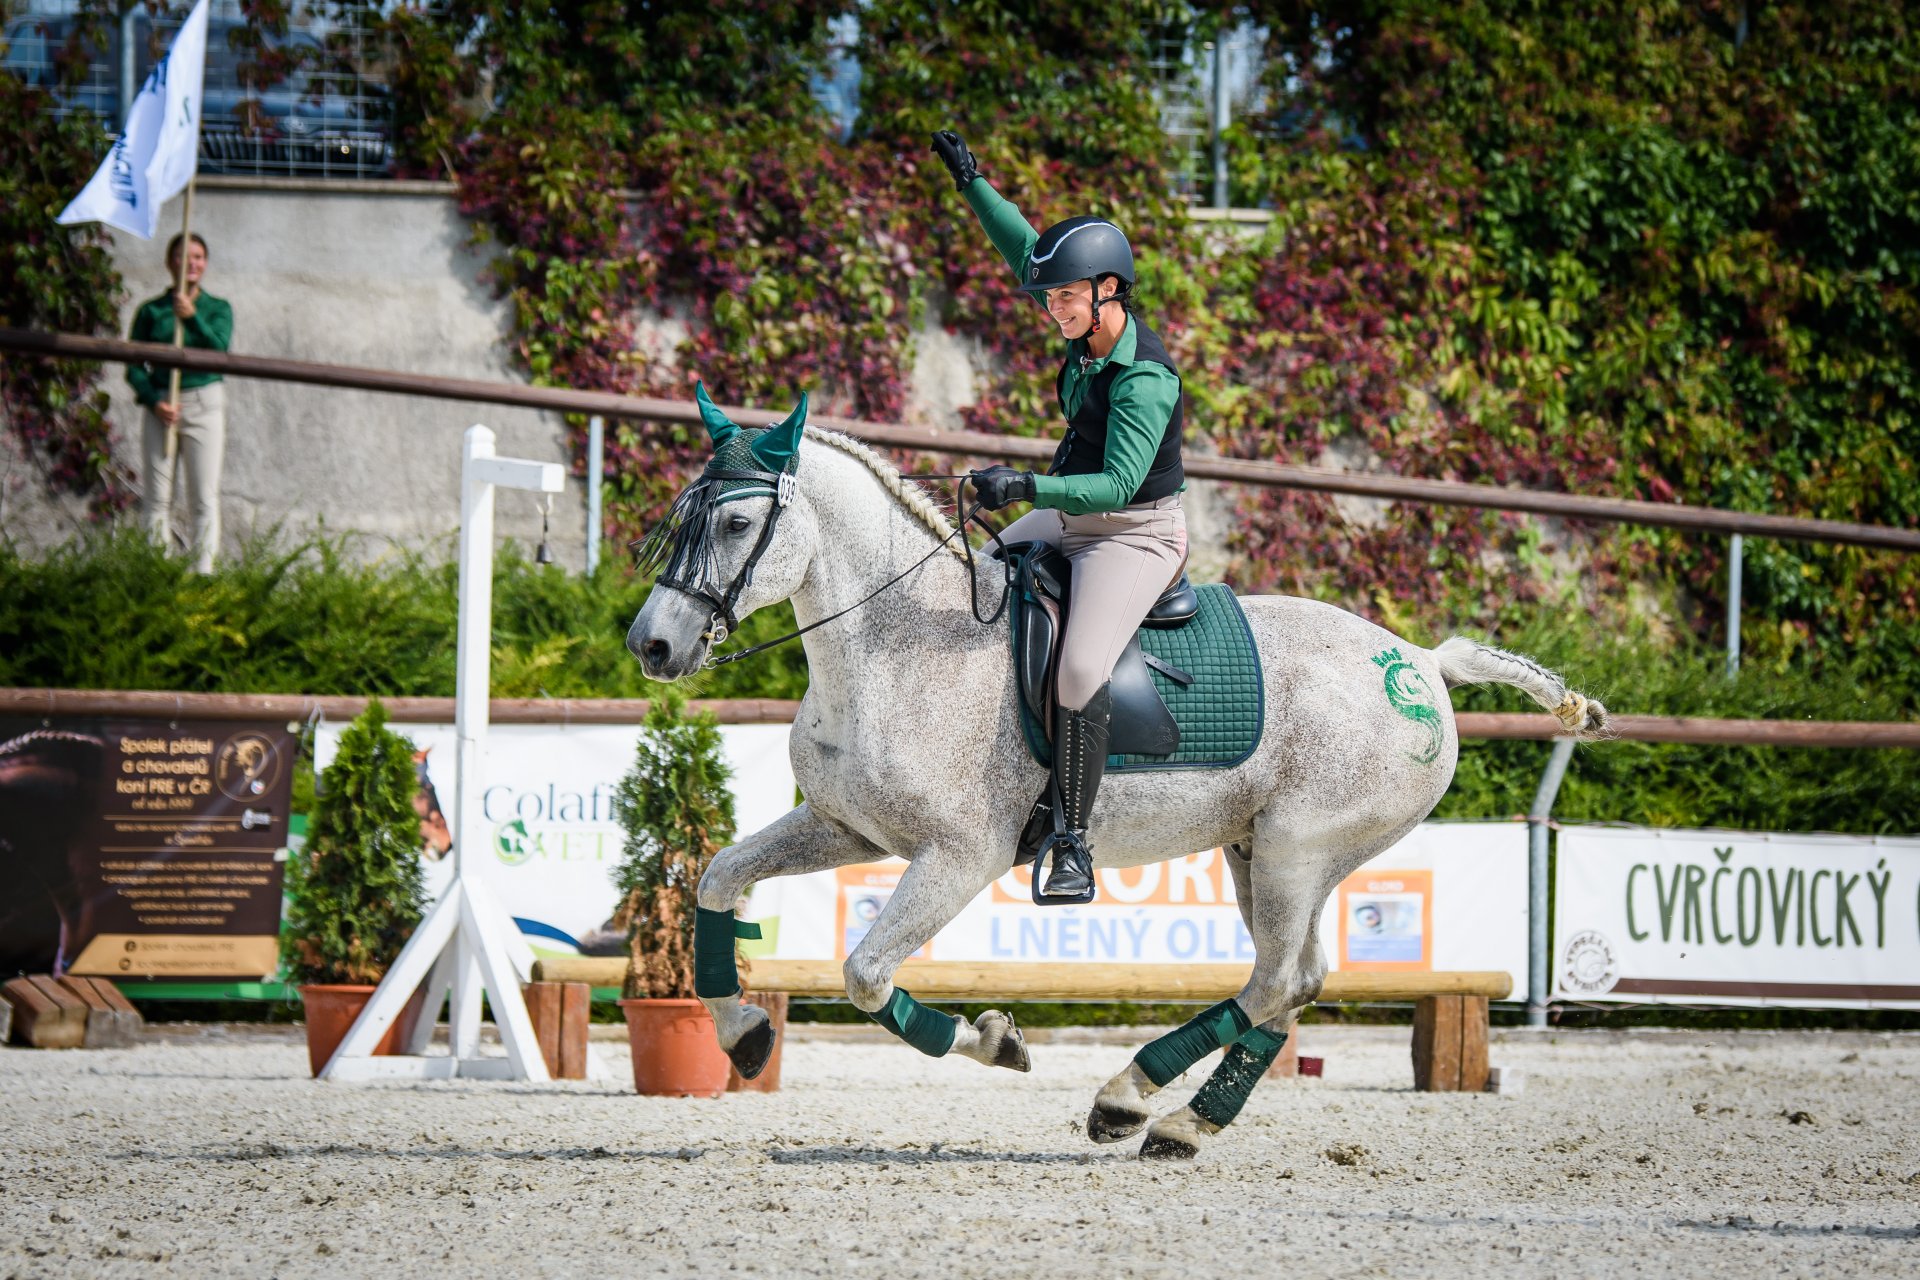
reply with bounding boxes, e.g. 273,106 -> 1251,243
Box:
804,428 -> 970,563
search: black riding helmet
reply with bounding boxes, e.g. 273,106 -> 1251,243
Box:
1024,216 -> 1134,292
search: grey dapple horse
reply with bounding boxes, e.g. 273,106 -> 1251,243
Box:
627,401 -> 1606,1160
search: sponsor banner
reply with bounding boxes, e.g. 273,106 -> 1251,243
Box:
0,716 -> 297,979
1554,826 -> 1920,1008
755,822 -> 1526,981
314,721 -> 796,954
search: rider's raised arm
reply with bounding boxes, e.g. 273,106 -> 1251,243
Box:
963,179 -> 1042,281
1032,363 -> 1181,515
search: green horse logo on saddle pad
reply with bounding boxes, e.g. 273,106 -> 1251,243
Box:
1372,647 -> 1443,765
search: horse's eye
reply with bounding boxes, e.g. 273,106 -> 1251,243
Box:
727,515 -> 752,534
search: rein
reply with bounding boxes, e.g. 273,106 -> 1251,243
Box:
703,479 -> 1012,668
637,470 -> 1013,671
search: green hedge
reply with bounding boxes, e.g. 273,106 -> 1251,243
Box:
0,529 -> 807,702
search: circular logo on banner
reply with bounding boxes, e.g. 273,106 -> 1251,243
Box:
215,732 -> 280,800
493,818 -> 533,866
1560,929 -> 1620,996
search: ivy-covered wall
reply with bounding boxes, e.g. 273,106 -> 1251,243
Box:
5,1 -> 1917,707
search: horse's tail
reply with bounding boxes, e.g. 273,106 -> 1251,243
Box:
1432,636 -> 1612,740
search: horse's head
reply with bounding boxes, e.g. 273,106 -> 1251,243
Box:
626,384 -> 814,680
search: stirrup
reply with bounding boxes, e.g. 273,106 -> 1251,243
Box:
1033,832 -> 1095,906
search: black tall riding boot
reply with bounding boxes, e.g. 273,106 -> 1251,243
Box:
1037,683 -> 1113,902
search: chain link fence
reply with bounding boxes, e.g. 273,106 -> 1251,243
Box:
6,4 -> 1274,199
2,0 -> 395,179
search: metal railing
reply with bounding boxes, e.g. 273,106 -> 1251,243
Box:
6,326 -> 1917,555
6,688 -> 1916,748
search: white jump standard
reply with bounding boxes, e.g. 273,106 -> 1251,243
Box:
321,426 -> 566,1083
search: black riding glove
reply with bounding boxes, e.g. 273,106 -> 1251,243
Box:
969,465 -> 1036,511
931,129 -> 981,192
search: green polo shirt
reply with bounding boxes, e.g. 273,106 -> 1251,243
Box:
963,178 -> 1183,515
127,290 -> 232,408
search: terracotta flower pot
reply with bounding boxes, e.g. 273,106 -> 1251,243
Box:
618,998 -> 732,1097
298,983 -> 428,1078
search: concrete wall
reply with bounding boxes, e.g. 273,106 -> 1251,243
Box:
4,178 -> 1233,580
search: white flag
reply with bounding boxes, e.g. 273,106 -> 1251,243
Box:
56,0 -> 211,239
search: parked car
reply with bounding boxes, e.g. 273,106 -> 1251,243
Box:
2,11 -> 392,177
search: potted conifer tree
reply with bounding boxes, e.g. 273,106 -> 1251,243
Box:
283,699 -> 430,1076
611,694 -> 744,1096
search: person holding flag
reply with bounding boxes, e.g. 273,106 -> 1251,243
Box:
56,0 -> 225,568
127,232 -> 231,573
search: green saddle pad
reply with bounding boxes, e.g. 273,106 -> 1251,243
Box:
1018,583 -> 1265,773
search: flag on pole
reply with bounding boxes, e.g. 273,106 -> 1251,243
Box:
56,0 -> 210,239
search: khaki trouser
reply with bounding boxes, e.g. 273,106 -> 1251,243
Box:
141,381 -> 226,574
1000,494 -> 1189,711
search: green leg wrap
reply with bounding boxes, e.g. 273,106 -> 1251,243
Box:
1188,1025 -> 1289,1128
868,987 -> 957,1058
693,907 -> 741,999
1133,998 -> 1253,1088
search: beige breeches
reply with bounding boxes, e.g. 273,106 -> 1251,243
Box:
999,495 -> 1188,711
141,382 -> 227,574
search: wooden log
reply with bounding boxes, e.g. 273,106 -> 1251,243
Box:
56,977 -> 133,1049
96,978 -> 147,1046
3,976 -> 88,1049
1411,995 -> 1459,1091
0,995 -> 11,1046
1412,994 -> 1490,1091
558,982 -> 590,1082
522,982 -> 564,1080
1459,996 -> 1490,1093
531,956 -> 1514,1003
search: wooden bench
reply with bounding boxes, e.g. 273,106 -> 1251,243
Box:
533,957 -> 1509,1093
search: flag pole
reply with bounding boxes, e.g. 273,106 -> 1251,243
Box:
164,179 -> 195,469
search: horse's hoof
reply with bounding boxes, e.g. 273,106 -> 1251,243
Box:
1138,1109 -> 1218,1161
1086,1102 -> 1150,1144
726,1009 -> 776,1080
1138,1130 -> 1201,1161
974,1010 -> 1031,1073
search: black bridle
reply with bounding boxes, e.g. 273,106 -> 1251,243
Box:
632,465 -> 799,648
631,470 -> 1011,668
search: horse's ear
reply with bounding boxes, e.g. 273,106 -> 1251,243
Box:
695,381 -> 739,445
748,391 -> 808,475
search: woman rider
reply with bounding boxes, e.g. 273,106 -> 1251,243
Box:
932,128 -> 1188,903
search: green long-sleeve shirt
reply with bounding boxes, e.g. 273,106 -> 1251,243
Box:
127,290 -> 232,407
963,178 -> 1183,515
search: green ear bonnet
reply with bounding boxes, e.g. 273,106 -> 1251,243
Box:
631,383 -> 811,642
697,383 -> 807,506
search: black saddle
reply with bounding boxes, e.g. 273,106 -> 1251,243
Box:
1006,541 -> 1198,759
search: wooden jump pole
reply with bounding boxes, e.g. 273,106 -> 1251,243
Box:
530,956 -> 1515,1002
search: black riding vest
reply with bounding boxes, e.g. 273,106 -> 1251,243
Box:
1049,317 -> 1185,506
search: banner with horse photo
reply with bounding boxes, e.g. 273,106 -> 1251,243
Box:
1553,826 -> 1920,1008
0,715 -> 297,980
754,821 -> 1526,981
